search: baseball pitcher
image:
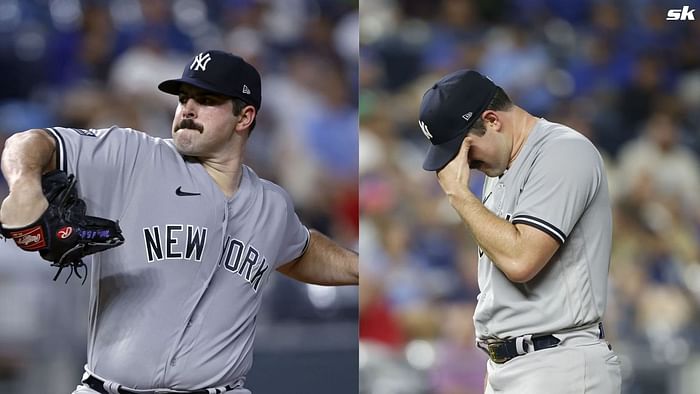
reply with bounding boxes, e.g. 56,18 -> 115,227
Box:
0,50 -> 358,394
419,70 -> 621,394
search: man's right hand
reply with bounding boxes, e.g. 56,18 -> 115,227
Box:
436,137 -> 473,200
0,129 -> 56,229
0,177 -> 49,229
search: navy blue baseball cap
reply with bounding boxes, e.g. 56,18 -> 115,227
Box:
419,69 -> 498,171
158,50 -> 262,110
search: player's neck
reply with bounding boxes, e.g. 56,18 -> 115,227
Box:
201,159 -> 243,198
508,108 -> 538,166
197,134 -> 248,198
199,142 -> 245,197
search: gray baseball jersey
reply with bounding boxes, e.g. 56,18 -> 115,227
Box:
44,126 -> 310,390
474,118 -> 612,340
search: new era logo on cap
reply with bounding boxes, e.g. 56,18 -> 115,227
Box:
418,69 -> 498,171
242,85 -> 251,94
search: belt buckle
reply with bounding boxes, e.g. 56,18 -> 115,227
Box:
486,342 -> 510,364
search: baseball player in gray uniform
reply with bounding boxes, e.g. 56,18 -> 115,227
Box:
0,50 -> 358,394
418,70 -> 621,393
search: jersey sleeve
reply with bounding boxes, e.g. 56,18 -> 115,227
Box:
274,189 -> 310,268
511,136 -> 604,244
43,126 -> 147,218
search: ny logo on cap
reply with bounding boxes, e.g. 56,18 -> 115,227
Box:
419,120 -> 433,140
190,52 -> 212,71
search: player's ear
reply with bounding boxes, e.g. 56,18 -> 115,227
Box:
482,110 -> 501,132
235,105 -> 256,134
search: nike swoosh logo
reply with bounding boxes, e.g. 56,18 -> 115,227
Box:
175,186 -> 201,196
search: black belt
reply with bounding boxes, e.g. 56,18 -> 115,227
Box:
478,334 -> 561,364
478,323 -> 606,364
83,374 -> 237,394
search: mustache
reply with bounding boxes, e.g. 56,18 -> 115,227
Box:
175,118 -> 204,133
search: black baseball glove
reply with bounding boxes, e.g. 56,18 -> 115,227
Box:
1,170 -> 124,283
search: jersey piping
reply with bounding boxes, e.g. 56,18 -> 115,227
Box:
511,214 -> 566,244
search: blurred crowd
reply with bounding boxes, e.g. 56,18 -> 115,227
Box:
0,0 -> 358,393
359,0 -> 700,393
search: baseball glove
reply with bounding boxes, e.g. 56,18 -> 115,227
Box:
1,170 -> 124,283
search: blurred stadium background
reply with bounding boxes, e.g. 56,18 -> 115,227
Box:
0,0 -> 358,393
359,0 -> 700,393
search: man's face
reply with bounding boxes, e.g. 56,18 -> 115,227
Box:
171,84 -> 237,157
466,124 -> 511,177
